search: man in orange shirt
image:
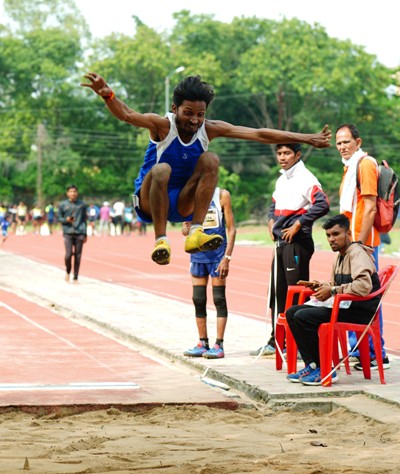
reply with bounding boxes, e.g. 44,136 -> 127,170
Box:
336,123 -> 389,370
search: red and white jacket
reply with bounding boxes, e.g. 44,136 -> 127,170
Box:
268,160 -> 329,244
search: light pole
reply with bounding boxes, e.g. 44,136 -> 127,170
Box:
165,66 -> 185,115
36,123 -> 46,209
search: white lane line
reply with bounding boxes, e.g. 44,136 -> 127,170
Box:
0,301 -> 135,380
0,382 -> 140,391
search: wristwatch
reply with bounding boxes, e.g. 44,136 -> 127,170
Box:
224,255 -> 232,261
330,286 -> 337,296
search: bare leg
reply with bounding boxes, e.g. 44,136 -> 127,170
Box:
139,163 -> 171,238
178,152 -> 219,224
195,317 -> 208,339
216,316 -> 227,340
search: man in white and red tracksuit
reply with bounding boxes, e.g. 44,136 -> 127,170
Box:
251,143 -> 330,357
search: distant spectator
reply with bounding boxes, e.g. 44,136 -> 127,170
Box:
112,200 -> 125,236
123,204 -> 135,236
0,203 -> 6,222
6,204 -> 17,234
1,213 -> 10,245
31,204 -> 43,235
136,216 -> 147,236
16,201 -> 28,235
87,203 -> 100,236
45,203 -> 56,234
98,201 -> 111,236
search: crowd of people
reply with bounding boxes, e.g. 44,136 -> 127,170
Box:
0,199 -> 147,240
84,200 -> 147,237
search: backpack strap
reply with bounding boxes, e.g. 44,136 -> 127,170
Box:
355,155 -> 377,190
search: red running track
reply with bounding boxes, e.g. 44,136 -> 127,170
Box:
0,287 -> 236,407
3,229 -> 400,356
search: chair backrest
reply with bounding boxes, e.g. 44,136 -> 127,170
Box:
284,286 -> 313,311
330,264 -> 399,323
373,265 -> 399,315
377,265 -> 399,290
354,264 -> 398,300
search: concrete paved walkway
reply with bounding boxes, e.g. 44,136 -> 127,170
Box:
1,250 -> 399,416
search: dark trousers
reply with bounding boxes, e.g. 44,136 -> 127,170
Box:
64,234 -> 85,280
286,303 -> 374,367
268,240 -> 314,345
348,246 -> 385,359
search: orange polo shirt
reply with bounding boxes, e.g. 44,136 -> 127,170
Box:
340,158 -> 380,247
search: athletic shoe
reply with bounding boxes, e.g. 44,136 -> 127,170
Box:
184,229 -> 223,254
340,355 -> 360,366
354,356 -> 390,371
202,344 -> 225,359
301,367 -> 339,386
249,344 -> 276,356
287,364 -> 315,383
151,239 -> 171,265
183,341 -> 209,357
348,356 -> 360,366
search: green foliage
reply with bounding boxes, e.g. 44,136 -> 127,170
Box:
0,5 -> 398,220
0,174 -> 13,201
217,166 -> 248,221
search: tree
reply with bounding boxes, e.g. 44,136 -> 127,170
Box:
0,7 -> 397,220
0,0 -> 89,202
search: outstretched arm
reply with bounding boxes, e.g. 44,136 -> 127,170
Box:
81,72 -> 169,139
206,121 -> 332,149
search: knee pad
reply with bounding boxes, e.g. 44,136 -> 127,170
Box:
213,286 -> 227,318
193,285 -> 207,318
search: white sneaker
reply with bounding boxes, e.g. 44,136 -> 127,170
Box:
249,344 -> 275,356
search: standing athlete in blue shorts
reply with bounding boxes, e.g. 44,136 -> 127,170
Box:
81,72 -> 331,265
1,214 -> 10,245
183,187 -> 236,359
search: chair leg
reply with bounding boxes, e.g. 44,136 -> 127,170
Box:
358,335 -> 371,380
319,324 -> 334,387
275,322 -> 285,371
337,328 -> 351,375
332,336 -> 340,369
370,332 -> 386,385
285,329 -> 298,374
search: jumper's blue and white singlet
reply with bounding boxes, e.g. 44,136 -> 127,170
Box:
133,113 -> 209,223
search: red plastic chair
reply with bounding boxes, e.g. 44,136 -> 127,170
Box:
318,264 -> 399,387
275,285 -> 313,373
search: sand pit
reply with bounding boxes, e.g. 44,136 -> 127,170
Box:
0,403 -> 399,473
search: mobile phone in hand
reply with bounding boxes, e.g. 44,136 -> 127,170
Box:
297,280 -> 316,287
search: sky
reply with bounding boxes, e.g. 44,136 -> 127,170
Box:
0,0 -> 398,68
